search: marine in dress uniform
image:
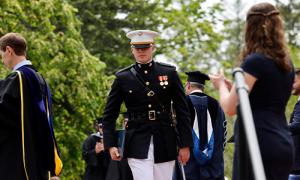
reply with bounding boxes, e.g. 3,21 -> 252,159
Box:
183,71 -> 226,180
289,69 -> 300,177
82,118 -> 110,180
102,30 -> 193,180
0,33 -> 62,179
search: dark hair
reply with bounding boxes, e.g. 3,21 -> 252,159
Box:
239,3 -> 291,72
0,33 -> 27,56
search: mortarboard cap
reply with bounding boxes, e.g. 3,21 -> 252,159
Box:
185,71 -> 210,86
126,30 -> 159,49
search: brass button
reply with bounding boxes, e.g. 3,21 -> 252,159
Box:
144,70 -> 148,74
146,82 -> 150,86
148,104 -> 152,108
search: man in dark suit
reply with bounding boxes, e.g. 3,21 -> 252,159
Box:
102,30 -> 193,180
289,68 -> 300,176
183,71 -> 226,180
0,33 -> 62,179
82,118 -> 110,180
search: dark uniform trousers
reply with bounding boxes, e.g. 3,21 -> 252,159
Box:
103,61 -> 193,163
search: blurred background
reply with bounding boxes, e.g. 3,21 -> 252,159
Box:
0,0 -> 299,179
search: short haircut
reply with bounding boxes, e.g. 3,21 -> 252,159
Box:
0,33 -> 27,56
190,82 -> 204,91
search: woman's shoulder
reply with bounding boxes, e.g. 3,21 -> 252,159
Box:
242,53 -> 276,68
245,53 -> 271,63
241,53 -> 276,78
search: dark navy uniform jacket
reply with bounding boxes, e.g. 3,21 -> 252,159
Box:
103,61 -> 193,163
290,100 -> 300,172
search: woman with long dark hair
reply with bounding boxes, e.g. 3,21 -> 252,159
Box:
210,2 -> 294,180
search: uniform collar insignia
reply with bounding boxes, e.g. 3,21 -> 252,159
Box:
136,60 -> 154,70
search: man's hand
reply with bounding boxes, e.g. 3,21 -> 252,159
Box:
95,142 -> 104,154
178,147 -> 190,165
109,147 -> 121,161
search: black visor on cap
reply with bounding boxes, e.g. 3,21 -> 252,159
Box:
132,44 -> 151,49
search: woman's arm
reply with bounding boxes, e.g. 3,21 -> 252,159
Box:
209,71 -> 257,116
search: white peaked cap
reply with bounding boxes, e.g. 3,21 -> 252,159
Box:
126,30 -> 159,44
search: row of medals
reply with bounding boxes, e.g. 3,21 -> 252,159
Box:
159,75 -> 168,88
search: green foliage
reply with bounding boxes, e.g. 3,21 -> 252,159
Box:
275,1 -> 300,119
155,0 -> 225,72
276,0 -> 300,48
221,0 -> 244,69
0,0 -> 110,179
71,0 -> 225,74
70,0 -> 161,74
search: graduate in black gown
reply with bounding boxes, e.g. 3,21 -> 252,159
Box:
210,3 -> 294,180
0,33 -> 62,179
82,118 -> 110,180
184,71 -> 226,180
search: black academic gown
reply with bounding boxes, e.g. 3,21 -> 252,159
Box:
82,133 -> 110,180
184,92 -> 226,180
0,65 -> 61,180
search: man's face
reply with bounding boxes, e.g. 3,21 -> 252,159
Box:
184,82 -> 191,95
131,46 -> 154,64
292,74 -> 300,96
0,46 -> 13,69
